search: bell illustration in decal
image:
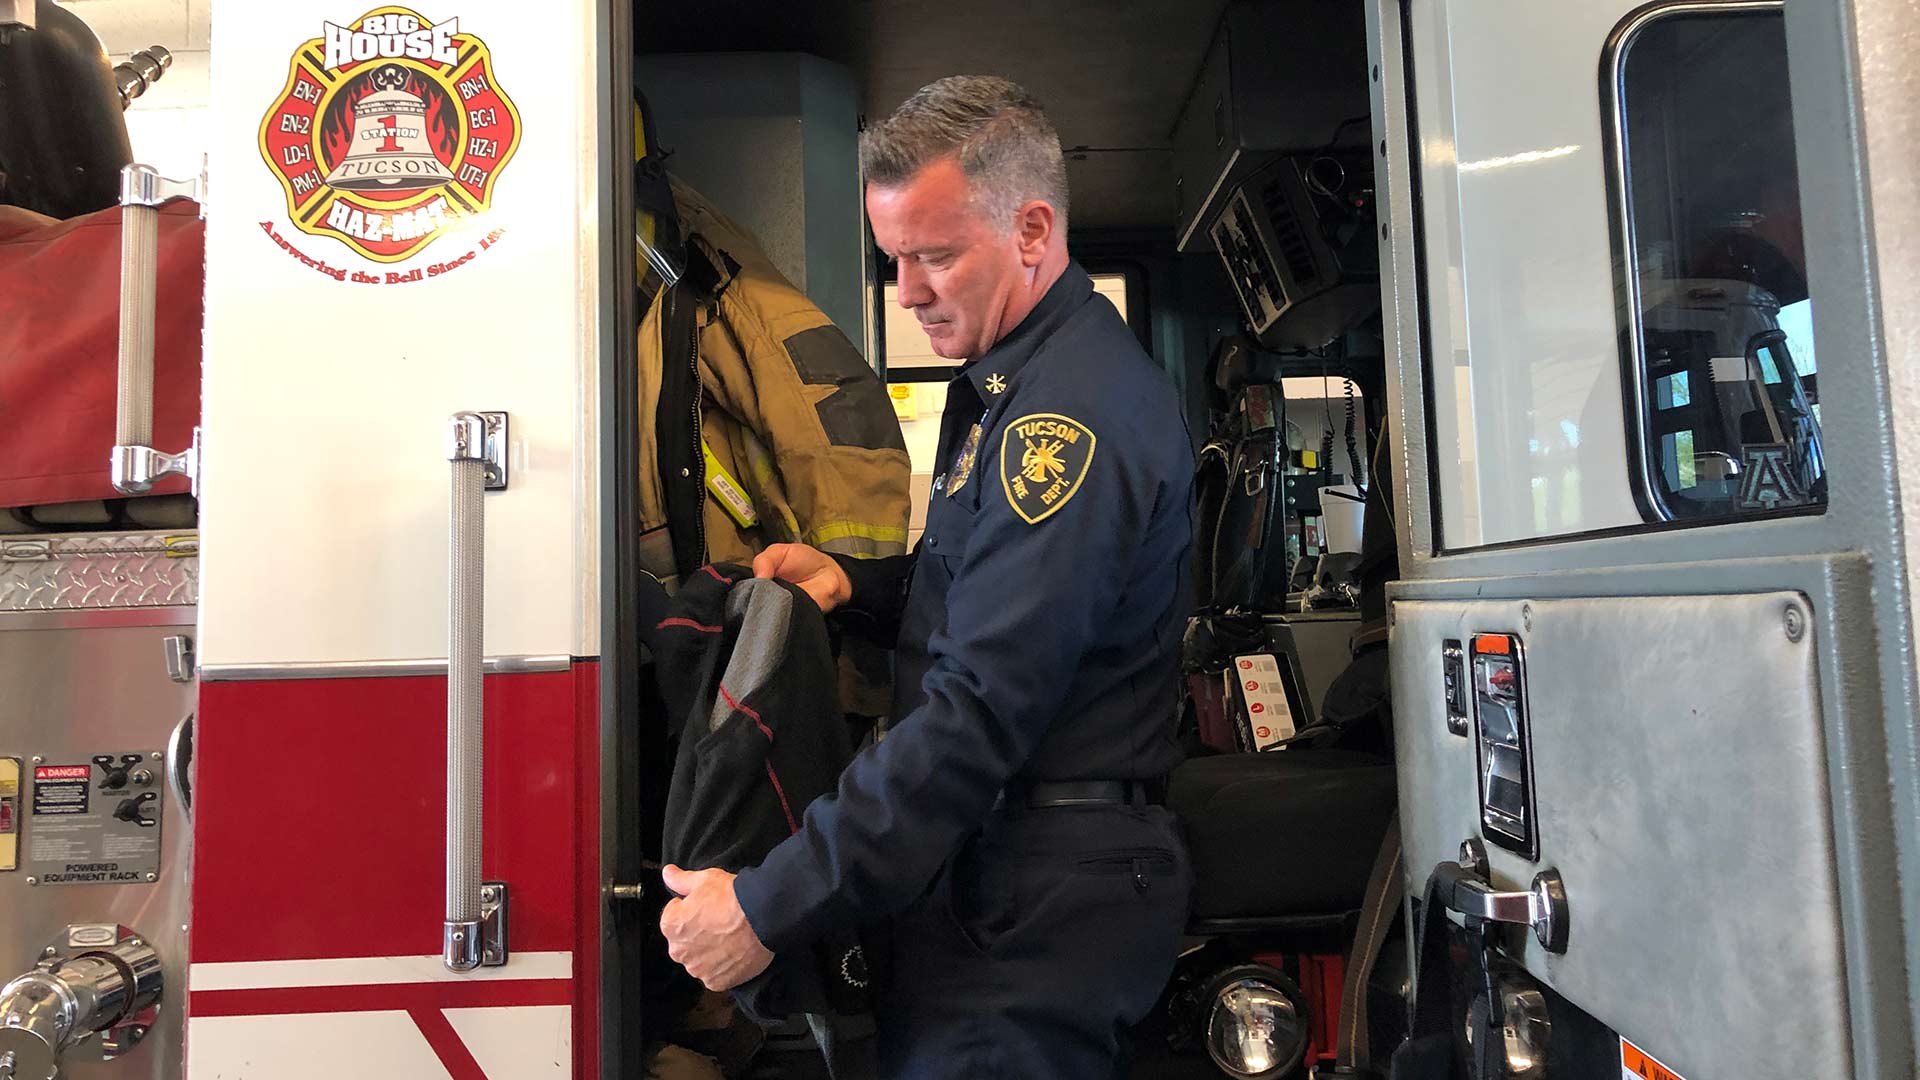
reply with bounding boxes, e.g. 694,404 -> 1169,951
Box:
324,64 -> 456,191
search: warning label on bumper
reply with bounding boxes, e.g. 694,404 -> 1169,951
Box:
1621,1038 -> 1687,1080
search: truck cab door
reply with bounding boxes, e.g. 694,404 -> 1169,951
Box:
1371,0 -> 1919,1075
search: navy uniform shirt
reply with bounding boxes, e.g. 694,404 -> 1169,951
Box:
734,261 -> 1194,953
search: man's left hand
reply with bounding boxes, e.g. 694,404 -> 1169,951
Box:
659,864 -> 774,991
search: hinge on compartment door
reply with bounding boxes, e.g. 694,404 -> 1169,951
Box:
478,882 -> 510,966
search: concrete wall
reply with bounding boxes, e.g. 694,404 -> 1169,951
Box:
636,52 -> 868,355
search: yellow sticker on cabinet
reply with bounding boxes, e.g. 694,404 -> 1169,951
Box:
0,757 -> 19,872
1621,1038 -> 1688,1080
889,383 -> 917,421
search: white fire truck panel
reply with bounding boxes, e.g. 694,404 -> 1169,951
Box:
198,0 -> 606,672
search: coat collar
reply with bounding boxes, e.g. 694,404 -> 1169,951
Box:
958,260 -> 1092,401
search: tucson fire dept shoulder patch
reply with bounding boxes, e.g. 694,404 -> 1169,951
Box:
258,7 -> 521,263
1000,413 -> 1096,524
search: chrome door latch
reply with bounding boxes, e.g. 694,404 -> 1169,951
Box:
162,636 -> 194,684
1437,839 -> 1569,954
1470,632 -> 1538,859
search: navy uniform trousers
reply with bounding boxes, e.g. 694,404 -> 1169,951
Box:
876,803 -> 1190,1078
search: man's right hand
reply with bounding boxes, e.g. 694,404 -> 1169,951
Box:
752,543 -> 853,613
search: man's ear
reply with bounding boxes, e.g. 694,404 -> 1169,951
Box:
1014,200 -> 1056,267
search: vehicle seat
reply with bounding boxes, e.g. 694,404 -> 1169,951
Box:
1171,748 -> 1396,922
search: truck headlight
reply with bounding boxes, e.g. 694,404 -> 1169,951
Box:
1202,964 -> 1308,1078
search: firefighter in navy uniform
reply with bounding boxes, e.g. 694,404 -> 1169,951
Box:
661,76 -> 1195,1078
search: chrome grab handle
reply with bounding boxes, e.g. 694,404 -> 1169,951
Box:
1434,841 -> 1570,954
111,165 -> 202,497
443,413 -> 508,971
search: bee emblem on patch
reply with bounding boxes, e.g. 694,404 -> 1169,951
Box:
1000,413 -> 1096,524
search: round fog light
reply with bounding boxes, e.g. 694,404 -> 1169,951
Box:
1202,964 -> 1309,1078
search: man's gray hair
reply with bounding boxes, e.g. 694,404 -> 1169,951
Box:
861,75 -> 1069,232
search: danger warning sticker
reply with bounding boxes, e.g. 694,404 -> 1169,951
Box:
31,767 -> 90,816
1621,1038 -> 1687,1080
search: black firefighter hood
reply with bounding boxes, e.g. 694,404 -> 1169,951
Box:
648,563 -> 873,1027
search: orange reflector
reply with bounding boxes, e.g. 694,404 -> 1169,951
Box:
1473,634 -> 1511,655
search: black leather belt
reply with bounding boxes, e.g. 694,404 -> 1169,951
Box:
994,779 -> 1165,811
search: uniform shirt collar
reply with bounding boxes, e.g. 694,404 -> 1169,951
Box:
960,260 -> 1093,401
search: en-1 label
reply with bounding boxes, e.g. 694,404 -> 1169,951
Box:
25,754 -> 162,886
1621,1038 -> 1688,1080
0,757 -> 18,872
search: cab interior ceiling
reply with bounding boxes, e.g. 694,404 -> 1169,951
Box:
634,0 -> 1232,232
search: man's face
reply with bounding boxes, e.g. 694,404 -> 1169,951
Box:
867,157 -> 1026,361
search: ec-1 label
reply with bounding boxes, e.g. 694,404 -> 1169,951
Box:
25,753 -> 162,886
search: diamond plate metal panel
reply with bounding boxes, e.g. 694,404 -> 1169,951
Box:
0,533 -> 199,610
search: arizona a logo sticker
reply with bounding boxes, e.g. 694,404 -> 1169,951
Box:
258,7 -> 521,263
1001,413 -> 1095,524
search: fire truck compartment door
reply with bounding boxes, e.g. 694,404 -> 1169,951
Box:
1392,592 -> 1846,1079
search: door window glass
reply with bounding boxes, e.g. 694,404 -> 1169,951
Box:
1612,5 -> 1825,521
1404,0 -> 1651,550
